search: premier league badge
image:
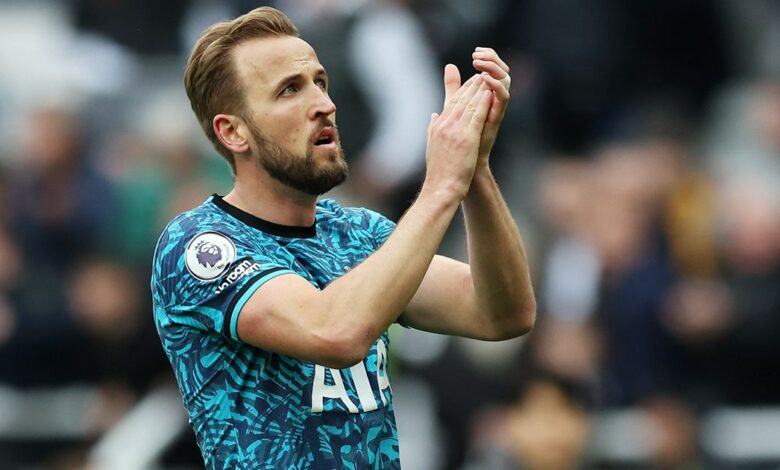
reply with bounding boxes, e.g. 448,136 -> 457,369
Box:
185,232 -> 237,281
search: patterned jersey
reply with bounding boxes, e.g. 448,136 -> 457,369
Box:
151,194 -> 399,469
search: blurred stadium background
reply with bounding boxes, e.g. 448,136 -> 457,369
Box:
0,0 -> 779,468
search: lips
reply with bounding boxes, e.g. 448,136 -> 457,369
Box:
313,127 -> 335,146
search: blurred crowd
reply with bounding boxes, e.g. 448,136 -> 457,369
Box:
0,0 -> 778,469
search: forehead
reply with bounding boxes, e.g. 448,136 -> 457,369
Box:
233,36 -> 321,88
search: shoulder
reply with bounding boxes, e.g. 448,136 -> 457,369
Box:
315,198 -> 344,218
316,199 -> 395,247
150,197 -> 296,310
155,197 -> 278,256
152,197 -> 264,280
317,198 -> 390,225
155,202 -> 213,260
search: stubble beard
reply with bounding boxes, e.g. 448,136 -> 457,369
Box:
249,122 -> 349,196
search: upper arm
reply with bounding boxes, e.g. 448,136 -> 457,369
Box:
235,273 -> 366,368
401,254 -> 491,339
153,225 -> 303,341
153,226 -> 365,368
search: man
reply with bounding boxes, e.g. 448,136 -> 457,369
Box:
151,6 -> 535,469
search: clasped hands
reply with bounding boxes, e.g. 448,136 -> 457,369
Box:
424,47 -> 511,198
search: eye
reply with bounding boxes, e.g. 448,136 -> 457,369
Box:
281,84 -> 298,96
315,78 -> 328,91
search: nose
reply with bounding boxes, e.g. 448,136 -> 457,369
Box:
309,87 -> 336,120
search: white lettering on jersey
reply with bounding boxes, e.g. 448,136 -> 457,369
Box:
311,338 -> 391,413
350,362 -> 378,412
311,365 -> 358,413
214,259 -> 262,295
376,338 -> 391,406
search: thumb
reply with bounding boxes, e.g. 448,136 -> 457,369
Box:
443,64 -> 461,105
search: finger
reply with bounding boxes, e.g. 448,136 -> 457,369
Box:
472,59 -> 509,82
444,74 -> 482,119
428,112 -> 439,137
499,75 -> 511,91
469,89 -> 494,131
473,47 -> 509,73
429,111 -> 439,126
481,74 -> 510,124
481,73 -> 510,102
449,75 -> 485,121
443,73 -> 479,114
459,81 -> 491,122
450,75 -> 483,120
443,64 -> 461,106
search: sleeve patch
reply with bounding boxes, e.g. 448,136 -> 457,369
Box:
185,231 -> 237,281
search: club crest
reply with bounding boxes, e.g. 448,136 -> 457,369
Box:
185,232 -> 237,281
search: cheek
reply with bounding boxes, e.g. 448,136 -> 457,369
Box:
264,111 -> 308,148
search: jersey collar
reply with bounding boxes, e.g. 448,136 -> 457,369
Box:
211,194 -> 317,238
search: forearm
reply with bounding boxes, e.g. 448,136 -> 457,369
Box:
321,74 -> 492,343
237,186 -> 463,369
322,186 -> 461,344
461,166 -> 536,335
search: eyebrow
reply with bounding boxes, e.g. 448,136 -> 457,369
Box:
273,68 -> 328,90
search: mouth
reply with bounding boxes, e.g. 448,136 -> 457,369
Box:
313,127 -> 336,148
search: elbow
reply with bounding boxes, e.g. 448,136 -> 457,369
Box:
489,300 -> 537,340
310,326 -> 373,369
318,355 -> 364,370
514,299 -> 537,336
515,309 -> 536,337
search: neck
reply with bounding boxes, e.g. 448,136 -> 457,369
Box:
224,170 -> 318,227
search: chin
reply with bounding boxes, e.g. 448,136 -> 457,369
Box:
317,143 -> 345,164
325,150 -> 343,163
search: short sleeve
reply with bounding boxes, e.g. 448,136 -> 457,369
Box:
151,216 -> 295,342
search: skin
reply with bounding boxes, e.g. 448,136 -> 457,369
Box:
213,35 -> 535,368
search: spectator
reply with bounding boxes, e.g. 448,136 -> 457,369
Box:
463,372 -> 592,470
1,104 -> 115,387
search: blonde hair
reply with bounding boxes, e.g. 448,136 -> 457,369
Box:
184,7 -> 298,172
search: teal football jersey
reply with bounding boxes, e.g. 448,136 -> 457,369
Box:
151,195 -> 399,469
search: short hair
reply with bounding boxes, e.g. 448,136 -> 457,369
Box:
184,7 -> 298,173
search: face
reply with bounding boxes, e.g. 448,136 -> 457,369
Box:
233,36 -> 348,195
247,117 -> 347,196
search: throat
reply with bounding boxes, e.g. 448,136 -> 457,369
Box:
225,179 -> 317,227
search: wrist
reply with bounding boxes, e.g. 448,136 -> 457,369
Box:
468,164 -> 494,187
474,160 -> 492,175
419,178 -> 468,207
463,166 -> 498,206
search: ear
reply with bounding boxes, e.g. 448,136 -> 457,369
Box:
213,114 -> 251,155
